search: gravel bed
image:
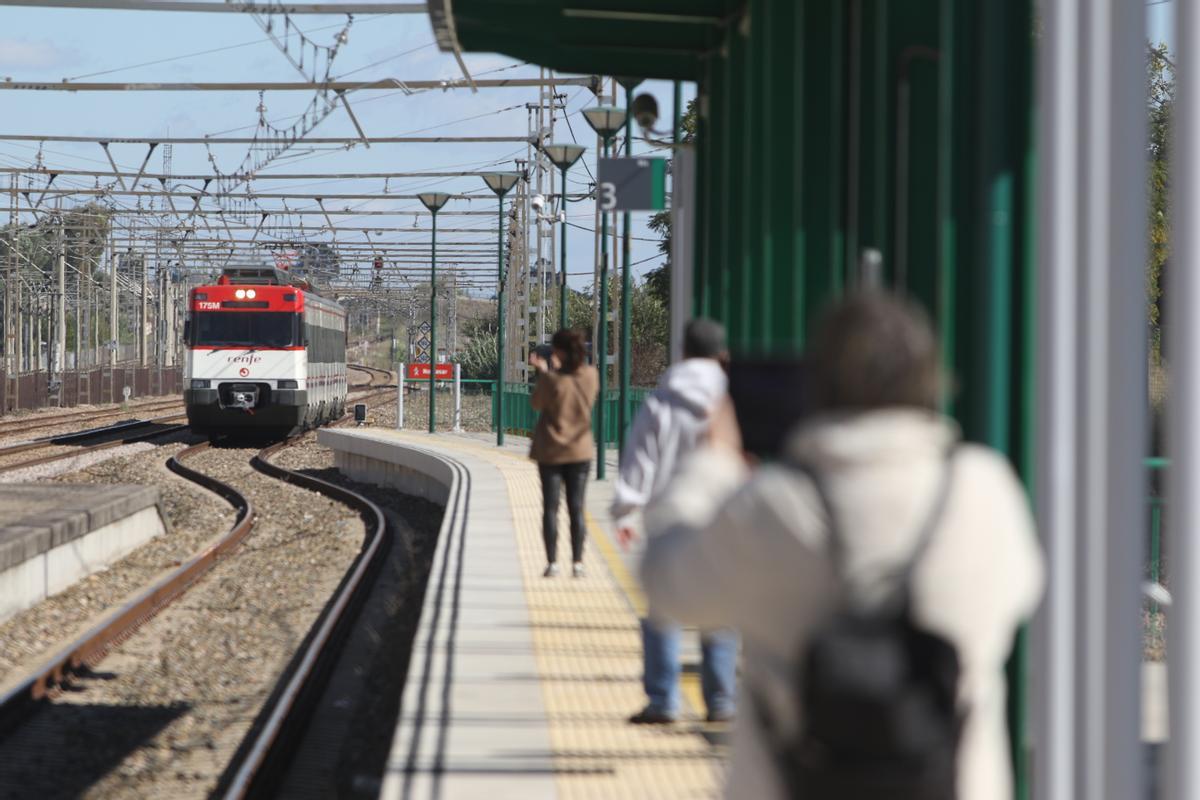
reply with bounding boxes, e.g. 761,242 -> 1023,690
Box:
0,434 -> 368,799
0,441 -> 164,484
0,431 -> 221,686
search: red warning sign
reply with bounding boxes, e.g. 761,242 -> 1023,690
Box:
406,363 -> 453,380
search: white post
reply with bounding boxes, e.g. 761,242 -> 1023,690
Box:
397,362 -> 405,430
1075,1 -> 1147,798
1170,0 -> 1200,797
668,147 -> 694,364
453,362 -> 462,432
1033,0 -> 1080,796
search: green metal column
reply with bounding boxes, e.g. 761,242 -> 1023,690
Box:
596,136 -> 610,480
559,164 -> 569,330
743,0 -> 765,352
497,197 -> 506,446
800,0 -> 846,325
428,209 -> 438,433
722,30 -> 744,337
619,84 -> 634,457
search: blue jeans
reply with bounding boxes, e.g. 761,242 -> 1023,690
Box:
641,616 -> 738,717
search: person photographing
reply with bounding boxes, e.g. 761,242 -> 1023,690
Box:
529,328 -> 599,578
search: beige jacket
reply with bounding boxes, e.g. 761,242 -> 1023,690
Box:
529,365 -> 599,465
641,409 -> 1044,800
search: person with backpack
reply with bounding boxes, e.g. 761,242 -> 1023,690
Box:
611,318 -> 738,725
640,292 -> 1044,800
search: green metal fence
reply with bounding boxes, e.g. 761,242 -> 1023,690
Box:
497,382 -> 653,446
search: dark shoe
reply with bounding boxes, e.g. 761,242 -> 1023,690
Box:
706,709 -> 735,724
629,706 -> 676,725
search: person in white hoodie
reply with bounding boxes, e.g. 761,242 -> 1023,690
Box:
612,318 -> 738,725
641,292 -> 1044,800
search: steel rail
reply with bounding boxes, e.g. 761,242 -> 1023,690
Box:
0,370 -> 391,743
0,416 -> 189,472
0,410 -> 184,458
0,397 -> 182,436
219,427 -> 389,797
0,438 -> 252,739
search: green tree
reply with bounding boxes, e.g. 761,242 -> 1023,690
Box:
458,316 -> 498,380
1148,42 -> 1172,362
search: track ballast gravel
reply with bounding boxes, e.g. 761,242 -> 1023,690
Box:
0,431 -> 217,685
0,436 -> 366,800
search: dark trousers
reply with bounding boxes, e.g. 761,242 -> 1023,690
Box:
537,461 -> 590,564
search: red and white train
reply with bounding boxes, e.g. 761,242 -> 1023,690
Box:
183,260 -> 347,438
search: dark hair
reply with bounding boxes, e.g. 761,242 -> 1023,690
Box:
807,291 -> 942,412
551,328 -> 587,374
683,318 -> 727,360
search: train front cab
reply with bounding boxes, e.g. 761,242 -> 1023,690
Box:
184,284 -> 346,437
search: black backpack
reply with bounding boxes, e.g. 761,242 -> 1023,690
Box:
754,454 -> 965,799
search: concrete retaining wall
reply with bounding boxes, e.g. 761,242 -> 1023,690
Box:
0,486 -> 166,623
317,429 -> 455,504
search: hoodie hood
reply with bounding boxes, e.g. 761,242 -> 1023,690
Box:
656,358 -> 728,417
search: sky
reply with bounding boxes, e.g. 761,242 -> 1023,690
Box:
1149,0 -> 1174,49
0,5 -> 693,300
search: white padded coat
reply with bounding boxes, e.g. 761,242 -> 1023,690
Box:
641,408 -> 1045,800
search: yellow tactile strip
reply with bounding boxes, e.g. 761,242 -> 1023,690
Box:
408,434 -> 724,799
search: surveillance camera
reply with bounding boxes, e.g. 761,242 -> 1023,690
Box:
531,194 -> 546,212
632,93 -> 659,130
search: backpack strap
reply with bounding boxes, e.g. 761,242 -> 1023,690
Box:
795,446 -> 958,593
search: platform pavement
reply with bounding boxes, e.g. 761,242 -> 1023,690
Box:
346,428 -> 726,800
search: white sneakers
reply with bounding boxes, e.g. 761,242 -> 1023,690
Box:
543,562 -> 586,578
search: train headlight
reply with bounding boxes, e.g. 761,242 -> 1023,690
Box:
277,379 -> 298,389
191,379 -> 211,389
235,289 -> 247,299
246,289 -> 257,299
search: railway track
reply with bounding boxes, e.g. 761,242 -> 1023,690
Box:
0,397 -> 184,440
0,414 -> 190,474
0,365 -> 392,477
0,384 -> 396,797
0,362 -> 386,446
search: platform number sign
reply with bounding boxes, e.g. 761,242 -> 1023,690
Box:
596,157 -> 667,211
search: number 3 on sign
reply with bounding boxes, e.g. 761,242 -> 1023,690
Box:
599,182 -> 617,211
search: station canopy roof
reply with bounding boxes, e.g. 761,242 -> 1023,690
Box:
427,0 -> 737,82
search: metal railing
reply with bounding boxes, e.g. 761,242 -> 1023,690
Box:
496,382 -> 653,446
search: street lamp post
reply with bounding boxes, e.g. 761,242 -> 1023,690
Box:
616,78 -> 642,460
482,171 -> 521,447
582,105 -> 626,480
418,192 -> 451,433
542,143 -> 587,330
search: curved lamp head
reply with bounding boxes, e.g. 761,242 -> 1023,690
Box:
481,171 -> 521,198
582,106 -> 627,139
542,143 -> 587,170
417,192 -> 452,213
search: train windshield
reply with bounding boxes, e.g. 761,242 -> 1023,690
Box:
190,311 -> 300,348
